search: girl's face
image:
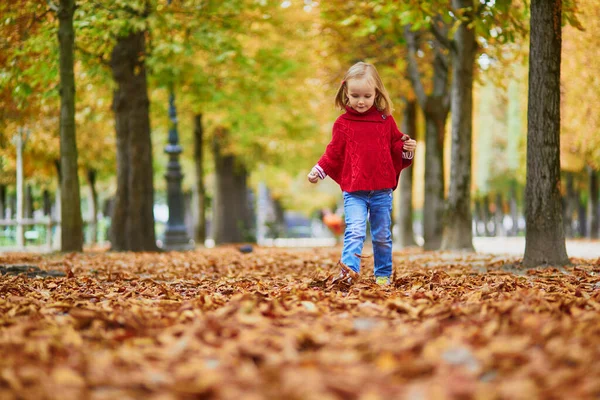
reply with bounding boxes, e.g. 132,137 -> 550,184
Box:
346,78 -> 376,113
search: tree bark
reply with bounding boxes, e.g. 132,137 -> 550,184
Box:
87,168 -> 98,245
58,0 -> 83,252
397,98 -> 417,247
441,0 -> 476,251
110,31 -> 157,251
523,0 -> 569,267
588,166 -> 599,239
212,127 -> 250,244
193,113 -> 206,245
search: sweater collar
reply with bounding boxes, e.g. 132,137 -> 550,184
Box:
341,105 -> 387,123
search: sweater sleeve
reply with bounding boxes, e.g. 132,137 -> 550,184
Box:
390,116 -> 413,177
317,121 -> 347,185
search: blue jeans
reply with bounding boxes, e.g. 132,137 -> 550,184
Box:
341,189 -> 393,277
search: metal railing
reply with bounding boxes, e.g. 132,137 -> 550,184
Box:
0,218 -> 109,250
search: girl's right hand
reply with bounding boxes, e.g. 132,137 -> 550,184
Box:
403,139 -> 417,152
307,169 -> 319,183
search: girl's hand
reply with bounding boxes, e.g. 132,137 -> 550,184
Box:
403,138 -> 417,152
307,169 -> 319,183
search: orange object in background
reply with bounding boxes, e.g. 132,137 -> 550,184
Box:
322,210 -> 345,236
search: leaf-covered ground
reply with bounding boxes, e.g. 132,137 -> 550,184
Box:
1,247 -> 600,400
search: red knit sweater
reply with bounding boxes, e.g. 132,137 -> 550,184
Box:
316,106 -> 413,192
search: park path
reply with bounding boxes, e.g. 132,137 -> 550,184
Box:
473,237 -> 599,259
260,237 -> 600,260
1,237 -> 598,259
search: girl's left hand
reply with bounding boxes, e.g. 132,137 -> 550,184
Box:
403,139 -> 417,152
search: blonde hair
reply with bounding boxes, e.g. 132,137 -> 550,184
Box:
334,62 -> 394,115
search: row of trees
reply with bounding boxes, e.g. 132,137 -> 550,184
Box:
318,0 -> 598,266
1,0 -> 322,250
1,0 -> 598,267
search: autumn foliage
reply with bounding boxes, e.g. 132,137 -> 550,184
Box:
1,248 -> 600,399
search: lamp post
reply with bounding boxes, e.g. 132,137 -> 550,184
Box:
163,85 -> 193,250
162,0 -> 192,250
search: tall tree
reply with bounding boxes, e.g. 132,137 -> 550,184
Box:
193,113 -> 206,245
441,0 -> 477,251
404,26 -> 450,250
110,28 -> 157,252
0,185 -> 5,219
587,166 -> 599,239
561,0 -> 599,237
523,0 -> 569,267
212,127 -> 250,244
86,168 -> 98,245
363,0 -> 528,250
58,0 -> 83,251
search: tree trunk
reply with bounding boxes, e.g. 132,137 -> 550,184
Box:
193,113 -> 206,245
473,198 -> 480,236
441,0 -> 476,251
87,168 -> 98,245
212,127 -> 250,244
563,172 -> 575,238
577,192 -> 586,238
14,130 -> 25,248
25,185 -> 33,219
184,191 -> 194,241
110,31 -> 157,252
8,195 -> 15,219
58,0 -> 83,252
53,160 -> 62,250
483,195 -> 492,236
494,193 -> 505,237
588,166 -> 599,239
110,86 -> 129,250
523,0 -> 569,267
0,184 -> 5,219
273,198 -> 286,238
509,181 -> 519,236
43,189 -> 51,216
422,108 -> 446,250
397,98 -> 417,247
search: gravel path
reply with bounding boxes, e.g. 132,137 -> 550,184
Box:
473,237 -> 599,259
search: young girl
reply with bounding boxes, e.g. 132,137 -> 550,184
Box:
308,62 -> 417,286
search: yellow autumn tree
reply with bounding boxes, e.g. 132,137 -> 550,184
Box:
561,0 -> 600,169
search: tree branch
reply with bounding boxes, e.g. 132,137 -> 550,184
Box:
46,1 -> 59,12
403,26 -> 427,109
87,0 -> 147,17
430,23 -> 451,50
474,2 -> 487,18
76,44 -> 110,67
430,15 -> 456,53
433,45 -> 449,76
